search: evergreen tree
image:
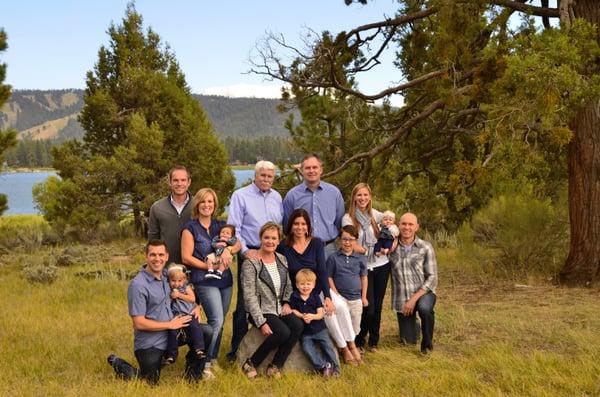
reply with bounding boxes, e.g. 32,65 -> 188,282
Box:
253,0 -> 600,283
0,28 -> 17,215
35,4 -> 234,237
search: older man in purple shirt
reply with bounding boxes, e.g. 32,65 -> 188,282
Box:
225,160 -> 283,360
283,154 -> 345,257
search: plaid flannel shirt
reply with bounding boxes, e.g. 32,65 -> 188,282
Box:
389,236 -> 438,312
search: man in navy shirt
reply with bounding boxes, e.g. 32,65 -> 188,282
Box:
283,154 -> 345,257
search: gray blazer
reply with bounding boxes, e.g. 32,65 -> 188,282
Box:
241,252 -> 292,328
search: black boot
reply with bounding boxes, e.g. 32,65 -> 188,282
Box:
107,354 -> 139,380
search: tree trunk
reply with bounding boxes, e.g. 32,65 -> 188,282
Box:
559,0 -> 600,284
133,206 -> 144,238
560,103 -> 600,284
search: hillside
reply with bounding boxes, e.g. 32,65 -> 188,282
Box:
0,89 -> 295,140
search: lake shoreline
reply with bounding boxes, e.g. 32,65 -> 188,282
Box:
4,165 -> 254,173
1,169 -> 254,215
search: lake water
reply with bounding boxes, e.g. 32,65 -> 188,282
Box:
0,169 -> 255,215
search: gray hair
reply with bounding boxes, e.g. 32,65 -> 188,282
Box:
254,160 -> 276,174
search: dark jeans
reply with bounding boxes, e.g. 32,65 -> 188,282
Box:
133,324 -> 212,384
397,292 -> 436,352
249,314 -> 303,369
166,314 -> 206,360
227,260 -> 249,360
355,262 -> 390,348
134,347 -> 164,385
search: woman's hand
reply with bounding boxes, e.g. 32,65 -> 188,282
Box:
260,323 -> 273,336
280,303 -> 292,316
324,297 -> 336,315
220,248 -> 233,266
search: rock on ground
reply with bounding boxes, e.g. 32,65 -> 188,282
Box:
236,326 -> 339,373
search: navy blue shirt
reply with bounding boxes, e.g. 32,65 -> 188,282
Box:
289,290 -> 326,335
183,218 -> 233,288
326,250 -> 368,300
277,238 -> 331,299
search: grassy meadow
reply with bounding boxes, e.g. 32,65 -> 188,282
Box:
1,230 -> 599,396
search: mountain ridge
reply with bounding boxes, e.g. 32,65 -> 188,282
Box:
0,89 -> 295,141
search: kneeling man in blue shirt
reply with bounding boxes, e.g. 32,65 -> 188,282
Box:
109,240 -> 211,384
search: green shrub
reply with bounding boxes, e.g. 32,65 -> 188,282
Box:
457,193 -> 569,277
0,215 -> 56,251
22,264 -> 58,284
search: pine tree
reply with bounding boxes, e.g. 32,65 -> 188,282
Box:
36,3 -> 234,237
253,0 -> 600,283
0,28 -> 18,215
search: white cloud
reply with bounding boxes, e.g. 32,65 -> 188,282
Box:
199,83 -> 286,99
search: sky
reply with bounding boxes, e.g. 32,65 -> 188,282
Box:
2,0 -> 402,104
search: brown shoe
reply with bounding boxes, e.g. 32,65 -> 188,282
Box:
350,346 -> 363,364
341,347 -> 358,366
266,364 -> 282,379
242,359 -> 257,379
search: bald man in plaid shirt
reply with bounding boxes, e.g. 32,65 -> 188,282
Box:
389,212 -> 438,355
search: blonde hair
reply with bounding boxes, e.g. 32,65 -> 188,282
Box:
382,210 -> 396,221
259,221 -> 283,240
167,263 -> 188,279
295,268 -> 316,284
347,182 -> 379,236
191,188 -> 219,219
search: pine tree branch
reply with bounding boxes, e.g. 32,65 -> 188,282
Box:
487,0 -> 559,17
330,69 -> 448,101
322,85 -> 474,179
345,7 -> 438,39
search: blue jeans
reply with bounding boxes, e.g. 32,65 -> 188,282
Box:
397,292 -> 436,352
301,329 -> 340,371
194,284 -> 233,361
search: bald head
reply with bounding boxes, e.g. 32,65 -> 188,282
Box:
399,212 -> 419,244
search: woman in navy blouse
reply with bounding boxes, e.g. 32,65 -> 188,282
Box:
277,209 -> 333,312
181,188 -> 241,378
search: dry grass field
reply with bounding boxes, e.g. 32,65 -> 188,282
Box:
1,239 -> 599,396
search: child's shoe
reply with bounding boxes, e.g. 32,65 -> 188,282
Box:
162,356 -> 175,366
321,362 -> 333,378
204,270 -> 221,280
195,349 -> 206,359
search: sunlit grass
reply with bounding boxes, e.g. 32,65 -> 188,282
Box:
1,242 -> 599,396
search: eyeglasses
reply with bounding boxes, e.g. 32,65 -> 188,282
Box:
340,237 -> 356,242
